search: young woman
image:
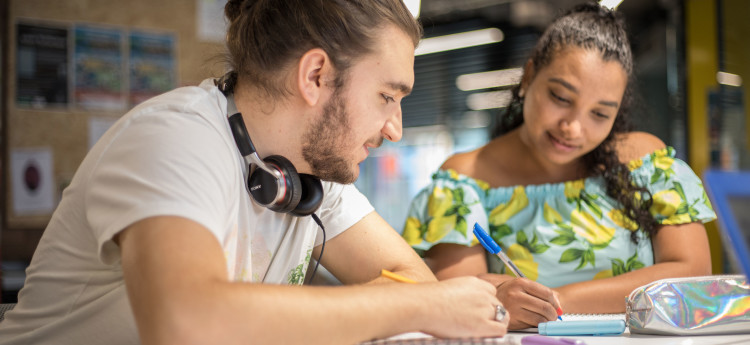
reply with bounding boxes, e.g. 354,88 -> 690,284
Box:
402,2 -> 715,330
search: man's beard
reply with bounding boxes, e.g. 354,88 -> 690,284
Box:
301,87 -> 359,184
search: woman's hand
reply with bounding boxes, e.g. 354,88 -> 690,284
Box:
487,276 -> 560,330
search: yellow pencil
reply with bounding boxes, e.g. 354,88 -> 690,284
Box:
380,269 -> 417,284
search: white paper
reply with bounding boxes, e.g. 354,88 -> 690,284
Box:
11,147 -> 56,215
197,0 -> 228,42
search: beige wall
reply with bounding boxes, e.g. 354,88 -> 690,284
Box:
3,0 -> 226,229
1,0 -> 226,260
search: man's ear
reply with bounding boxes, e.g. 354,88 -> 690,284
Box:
297,48 -> 334,106
519,59 -> 535,98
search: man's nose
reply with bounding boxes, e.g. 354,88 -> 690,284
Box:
382,107 -> 403,142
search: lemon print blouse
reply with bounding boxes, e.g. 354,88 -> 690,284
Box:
402,147 -> 716,287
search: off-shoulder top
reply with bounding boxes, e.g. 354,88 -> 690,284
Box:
402,147 -> 716,287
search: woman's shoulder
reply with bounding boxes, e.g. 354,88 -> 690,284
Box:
615,131 -> 666,164
440,137 -> 518,187
440,148 -> 480,174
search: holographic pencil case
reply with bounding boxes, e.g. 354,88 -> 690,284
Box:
626,274 -> 750,335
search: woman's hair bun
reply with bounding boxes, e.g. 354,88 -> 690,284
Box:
225,0 -> 255,23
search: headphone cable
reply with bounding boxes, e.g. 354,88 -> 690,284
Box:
305,213 -> 326,285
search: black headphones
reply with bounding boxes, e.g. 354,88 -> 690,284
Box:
216,72 -> 324,217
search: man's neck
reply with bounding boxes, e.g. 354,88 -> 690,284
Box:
232,86 -> 313,174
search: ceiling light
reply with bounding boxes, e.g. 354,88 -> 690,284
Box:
717,71 -> 743,87
467,90 -> 513,111
599,0 -> 625,10
456,67 -> 523,91
404,0 -> 421,18
415,28 -> 503,56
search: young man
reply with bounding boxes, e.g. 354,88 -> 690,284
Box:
0,1 -> 508,344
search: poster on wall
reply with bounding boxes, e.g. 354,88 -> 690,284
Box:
197,0 -> 228,42
16,23 -> 69,108
74,25 -> 125,110
10,147 -> 56,216
129,30 -> 176,106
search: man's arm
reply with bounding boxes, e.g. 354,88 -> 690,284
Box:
117,215 -> 508,345
314,211 -> 438,284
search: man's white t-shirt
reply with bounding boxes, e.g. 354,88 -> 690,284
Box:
0,79 -> 374,344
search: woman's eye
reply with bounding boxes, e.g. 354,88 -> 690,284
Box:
550,91 -> 570,104
382,94 -> 395,103
593,111 -> 611,119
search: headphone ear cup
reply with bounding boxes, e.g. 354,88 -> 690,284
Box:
290,174 -> 323,217
247,155 -> 302,213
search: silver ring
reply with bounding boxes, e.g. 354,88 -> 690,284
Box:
494,304 -> 507,322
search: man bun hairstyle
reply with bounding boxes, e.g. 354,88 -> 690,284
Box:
224,0 -> 422,97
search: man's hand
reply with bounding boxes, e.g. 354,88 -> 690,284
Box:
419,276 -> 509,338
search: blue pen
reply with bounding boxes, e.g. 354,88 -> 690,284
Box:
538,320 -> 626,336
473,223 -> 563,320
472,223 -> 526,278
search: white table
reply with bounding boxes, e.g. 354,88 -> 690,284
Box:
361,331 -> 750,344
508,330 -> 750,345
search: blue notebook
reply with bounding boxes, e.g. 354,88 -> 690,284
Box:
517,313 -> 626,334
538,319 -> 626,336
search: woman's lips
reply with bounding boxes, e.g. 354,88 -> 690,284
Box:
548,132 -> 578,151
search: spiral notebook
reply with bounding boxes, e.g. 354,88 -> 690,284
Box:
358,332 -> 520,345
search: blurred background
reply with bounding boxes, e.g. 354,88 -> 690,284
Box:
0,0 -> 748,302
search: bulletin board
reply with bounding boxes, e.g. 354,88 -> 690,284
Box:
2,0 -> 228,229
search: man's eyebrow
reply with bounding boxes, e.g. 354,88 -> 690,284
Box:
549,77 -> 619,108
387,82 -> 412,96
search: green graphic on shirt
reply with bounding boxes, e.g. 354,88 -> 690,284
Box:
611,251 -> 645,276
415,186 -> 477,243
287,249 -> 312,285
550,223 -> 576,246
443,187 -> 472,238
516,230 -> 549,254
491,223 -> 513,242
559,247 -> 596,270
650,148 -> 676,184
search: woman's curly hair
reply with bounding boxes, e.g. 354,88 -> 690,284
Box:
492,2 -> 657,242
